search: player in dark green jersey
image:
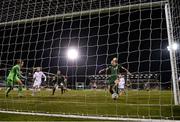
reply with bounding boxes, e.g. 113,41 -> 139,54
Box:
52,70 -> 67,95
6,59 -> 24,97
99,57 -> 131,95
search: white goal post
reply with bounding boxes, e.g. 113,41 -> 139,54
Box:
165,3 -> 180,105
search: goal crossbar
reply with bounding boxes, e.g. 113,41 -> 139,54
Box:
0,1 -> 166,26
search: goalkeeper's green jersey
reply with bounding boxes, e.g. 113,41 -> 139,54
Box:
7,64 -> 21,82
107,64 -> 122,85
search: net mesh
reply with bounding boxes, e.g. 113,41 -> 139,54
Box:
0,0 -> 179,120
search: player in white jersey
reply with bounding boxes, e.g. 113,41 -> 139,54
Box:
118,74 -> 126,96
32,67 -> 46,96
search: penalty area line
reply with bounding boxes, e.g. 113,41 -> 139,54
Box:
0,110 -> 175,122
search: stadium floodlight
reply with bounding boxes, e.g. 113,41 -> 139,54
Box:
167,43 -> 179,51
67,48 -> 79,61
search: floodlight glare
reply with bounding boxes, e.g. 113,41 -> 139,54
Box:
67,48 -> 79,60
167,46 -> 170,51
172,43 -> 178,50
167,43 -> 179,51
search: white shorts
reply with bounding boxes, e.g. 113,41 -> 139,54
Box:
118,88 -> 125,93
118,78 -> 125,88
33,81 -> 42,88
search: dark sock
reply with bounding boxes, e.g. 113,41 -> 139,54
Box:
52,88 -> 56,95
61,88 -> 63,94
109,86 -> 114,94
6,87 -> 13,96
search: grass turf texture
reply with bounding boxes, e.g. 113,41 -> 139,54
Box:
0,89 -> 180,120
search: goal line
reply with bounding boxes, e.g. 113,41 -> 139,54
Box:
0,110 -> 173,122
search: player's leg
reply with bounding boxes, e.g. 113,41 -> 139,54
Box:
118,88 -> 123,96
32,81 -> 37,96
114,79 -> 119,94
6,86 -> 13,97
37,82 -> 41,91
110,84 -> 119,100
122,88 -> 126,95
111,79 -> 119,94
112,83 -> 118,94
18,82 -> 23,97
52,83 -> 58,95
64,88 -> 67,93
52,87 -> 55,95
5,80 -> 14,97
15,78 -> 23,97
32,86 -> 35,96
108,78 -> 118,94
60,83 -> 64,94
119,78 -> 126,96
61,86 -> 63,94
63,85 -> 68,93
108,85 -> 114,94
32,85 -> 37,96
64,83 -> 68,93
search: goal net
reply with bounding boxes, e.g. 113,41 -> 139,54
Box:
0,0 -> 179,121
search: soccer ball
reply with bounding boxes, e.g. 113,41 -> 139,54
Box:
112,93 -> 118,100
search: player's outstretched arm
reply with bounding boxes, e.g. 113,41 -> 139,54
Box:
121,66 -> 132,75
15,67 -> 26,81
99,67 -> 109,74
20,74 -> 27,80
19,71 -> 27,80
42,72 -> 47,81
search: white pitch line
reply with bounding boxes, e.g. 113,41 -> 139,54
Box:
0,110 -> 177,122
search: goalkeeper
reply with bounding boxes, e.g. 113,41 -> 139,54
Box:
5,59 -> 25,97
99,57 -> 131,95
52,70 -> 67,95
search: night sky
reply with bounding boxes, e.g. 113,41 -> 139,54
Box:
0,1 -> 175,86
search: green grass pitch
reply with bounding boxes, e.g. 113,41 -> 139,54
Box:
0,89 -> 180,121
